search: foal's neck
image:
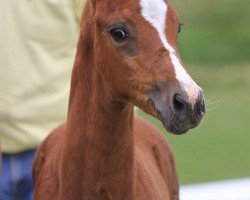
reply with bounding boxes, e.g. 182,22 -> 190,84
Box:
61,34 -> 135,199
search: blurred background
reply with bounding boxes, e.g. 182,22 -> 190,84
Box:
139,0 -> 250,185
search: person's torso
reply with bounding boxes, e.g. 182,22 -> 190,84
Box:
0,0 -> 81,153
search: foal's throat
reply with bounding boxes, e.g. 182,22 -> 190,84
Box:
62,36 -> 135,199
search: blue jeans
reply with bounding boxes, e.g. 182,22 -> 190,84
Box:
0,149 -> 35,200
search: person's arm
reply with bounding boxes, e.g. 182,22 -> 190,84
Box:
72,0 -> 86,23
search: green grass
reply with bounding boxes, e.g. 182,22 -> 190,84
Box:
170,0 -> 250,65
138,64 -> 250,184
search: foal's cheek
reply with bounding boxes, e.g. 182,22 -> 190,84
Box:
117,37 -> 139,58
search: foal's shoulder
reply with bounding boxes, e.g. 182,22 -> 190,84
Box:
134,116 -> 179,200
32,124 -> 66,183
134,115 -> 173,158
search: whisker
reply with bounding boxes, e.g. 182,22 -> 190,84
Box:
205,96 -> 229,112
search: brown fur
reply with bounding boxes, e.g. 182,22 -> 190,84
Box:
32,0 -> 186,199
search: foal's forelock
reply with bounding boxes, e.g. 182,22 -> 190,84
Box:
139,0 -> 201,106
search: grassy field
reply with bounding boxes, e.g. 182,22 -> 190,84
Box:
171,0 -> 250,65
139,0 -> 250,185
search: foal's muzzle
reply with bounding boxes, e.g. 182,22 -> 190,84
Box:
148,81 -> 206,135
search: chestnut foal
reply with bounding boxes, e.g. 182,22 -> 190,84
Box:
33,0 -> 206,199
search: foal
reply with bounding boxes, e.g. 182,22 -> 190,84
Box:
33,0 -> 205,199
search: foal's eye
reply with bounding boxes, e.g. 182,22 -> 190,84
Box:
110,28 -> 128,42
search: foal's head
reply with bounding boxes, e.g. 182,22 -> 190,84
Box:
87,0 -> 206,134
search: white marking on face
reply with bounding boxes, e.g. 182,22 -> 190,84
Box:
140,0 -> 202,106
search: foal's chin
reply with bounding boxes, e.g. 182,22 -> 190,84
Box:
156,110 -> 199,135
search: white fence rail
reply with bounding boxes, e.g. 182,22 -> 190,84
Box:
180,178 -> 250,200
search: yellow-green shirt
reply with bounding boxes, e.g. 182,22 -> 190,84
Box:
0,0 -> 84,153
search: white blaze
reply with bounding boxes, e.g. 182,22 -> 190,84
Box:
140,0 -> 201,105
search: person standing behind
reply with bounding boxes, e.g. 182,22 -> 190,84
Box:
0,0 -> 85,199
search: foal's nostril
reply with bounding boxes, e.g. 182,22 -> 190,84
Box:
194,92 -> 206,118
171,92 -> 205,122
172,94 -> 188,116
